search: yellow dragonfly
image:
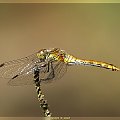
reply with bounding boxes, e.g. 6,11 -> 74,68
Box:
0,48 -> 119,86
0,48 -> 119,117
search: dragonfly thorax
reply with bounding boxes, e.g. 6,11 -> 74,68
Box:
37,48 -> 66,63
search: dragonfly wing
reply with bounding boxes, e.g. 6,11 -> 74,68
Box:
0,53 -> 40,86
7,61 -> 62,86
7,72 -> 34,86
0,53 -> 37,78
41,61 -> 67,83
7,61 -> 48,86
0,52 -> 67,85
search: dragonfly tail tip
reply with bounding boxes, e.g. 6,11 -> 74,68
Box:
112,67 -> 120,71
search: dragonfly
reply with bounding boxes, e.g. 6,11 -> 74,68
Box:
0,48 -> 119,117
0,48 -> 119,86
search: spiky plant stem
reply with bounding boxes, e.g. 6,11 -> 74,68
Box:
34,68 -> 51,117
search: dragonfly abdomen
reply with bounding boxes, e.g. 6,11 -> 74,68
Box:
64,54 -> 119,71
76,59 -> 119,71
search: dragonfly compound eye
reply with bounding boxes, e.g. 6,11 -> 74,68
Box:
37,52 -> 45,59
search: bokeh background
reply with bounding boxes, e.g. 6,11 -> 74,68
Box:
0,3 -> 120,117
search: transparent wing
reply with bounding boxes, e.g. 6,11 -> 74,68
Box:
41,61 -> 67,83
7,72 -> 34,86
0,53 -> 40,86
0,52 -> 68,86
7,61 -> 67,85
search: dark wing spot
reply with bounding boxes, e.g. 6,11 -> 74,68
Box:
0,63 -> 5,67
12,74 -> 19,79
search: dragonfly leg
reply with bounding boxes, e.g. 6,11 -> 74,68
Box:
34,68 -> 52,117
47,62 -> 50,72
49,62 -> 55,79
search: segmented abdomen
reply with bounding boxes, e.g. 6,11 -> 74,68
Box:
64,54 -> 119,71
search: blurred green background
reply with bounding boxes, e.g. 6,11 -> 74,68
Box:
0,3 -> 120,117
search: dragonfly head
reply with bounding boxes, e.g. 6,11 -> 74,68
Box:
37,49 -> 49,61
